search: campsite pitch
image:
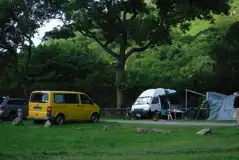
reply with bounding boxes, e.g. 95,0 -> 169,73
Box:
0,121 -> 239,160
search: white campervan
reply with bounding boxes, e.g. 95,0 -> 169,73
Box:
130,88 -> 176,118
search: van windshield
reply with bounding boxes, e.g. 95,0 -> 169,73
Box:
30,93 -> 48,103
134,96 -> 152,105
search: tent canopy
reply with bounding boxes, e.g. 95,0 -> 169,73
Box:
207,92 -> 235,120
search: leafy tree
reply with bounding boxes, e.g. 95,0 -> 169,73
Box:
19,37 -> 116,107
210,21 -> 239,93
125,16 -> 234,102
0,0 -> 63,96
52,0 -> 230,108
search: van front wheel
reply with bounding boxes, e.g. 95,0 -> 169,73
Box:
90,113 -> 99,123
55,114 -> 65,125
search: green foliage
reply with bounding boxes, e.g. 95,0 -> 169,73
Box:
1,0 -> 239,108
125,11 -> 238,100
54,0 -> 230,59
23,39 -> 115,107
45,0 -> 231,108
0,0 -> 58,52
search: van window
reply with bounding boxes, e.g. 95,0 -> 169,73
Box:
80,94 -> 93,104
54,94 -> 79,104
54,94 -> 65,103
30,93 -> 48,103
151,97 -> 159,104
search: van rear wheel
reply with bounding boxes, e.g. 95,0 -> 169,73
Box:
55,114 -> 65,125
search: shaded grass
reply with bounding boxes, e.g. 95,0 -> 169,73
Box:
0,121 -> 239,160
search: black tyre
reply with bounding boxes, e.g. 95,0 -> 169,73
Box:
8,112 -> 17,121
90,113 -> 99,123
153,111 -> 161,119
55,114 -> 65,125
125,112 -> 131,120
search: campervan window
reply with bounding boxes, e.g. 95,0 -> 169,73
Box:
151,97 -> 159,104
134,97 -> 152,105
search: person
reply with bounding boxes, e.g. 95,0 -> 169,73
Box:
17,108 -> 23,120
233,92 -> 239,126
165,97 -> 173,120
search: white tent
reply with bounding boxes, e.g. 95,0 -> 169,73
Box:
207,92 -> 236,120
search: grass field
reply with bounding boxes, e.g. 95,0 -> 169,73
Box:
0,120 -> 239,160
101,116 -> 236,123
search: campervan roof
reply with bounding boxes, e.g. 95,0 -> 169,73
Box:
139,88 -> 176,97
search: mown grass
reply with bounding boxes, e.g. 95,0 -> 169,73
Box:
0,120 -> 239,160
101,116 -> 236,123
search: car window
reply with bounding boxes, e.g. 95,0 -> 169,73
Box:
151,97 -> 159,104
80,94 -> 93,104
54,94 -> 79,104
30,93 -> 49,103
7,100 -> 26,105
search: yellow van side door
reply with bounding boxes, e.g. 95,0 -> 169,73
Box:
53,93 -> 81,120
79,94 -> 95,120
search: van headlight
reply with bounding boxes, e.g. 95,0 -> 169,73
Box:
143,108 -> 149,111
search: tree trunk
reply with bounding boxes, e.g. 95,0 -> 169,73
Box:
23,38 -> 33,98
116,57 -> 125,109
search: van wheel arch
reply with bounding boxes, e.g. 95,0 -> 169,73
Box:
54,113 -> 65,125
90,112 -> 99,122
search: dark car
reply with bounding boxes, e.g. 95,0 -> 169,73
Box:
0,97 -> 28,120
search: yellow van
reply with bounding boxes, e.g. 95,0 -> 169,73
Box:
27,91 -> 100,124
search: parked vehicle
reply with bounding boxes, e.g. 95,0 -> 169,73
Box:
27,91 -> 100,124
129,88 -> 177,118
0,97 -> 28,120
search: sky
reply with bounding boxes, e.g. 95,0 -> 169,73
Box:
32,19 -> 63,46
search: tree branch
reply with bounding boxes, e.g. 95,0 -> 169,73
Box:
0,39 -> 16,55
92,35 -> 118,58
54,16 -> 68,26
79,26 -> 118,58
125,41 -> 152,59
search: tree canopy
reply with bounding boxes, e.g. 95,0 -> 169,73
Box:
1,0 -> 239,111
44,0 -> 230,108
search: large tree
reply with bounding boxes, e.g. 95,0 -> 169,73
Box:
0,0 -> 62,96
49,0 -> 230,108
